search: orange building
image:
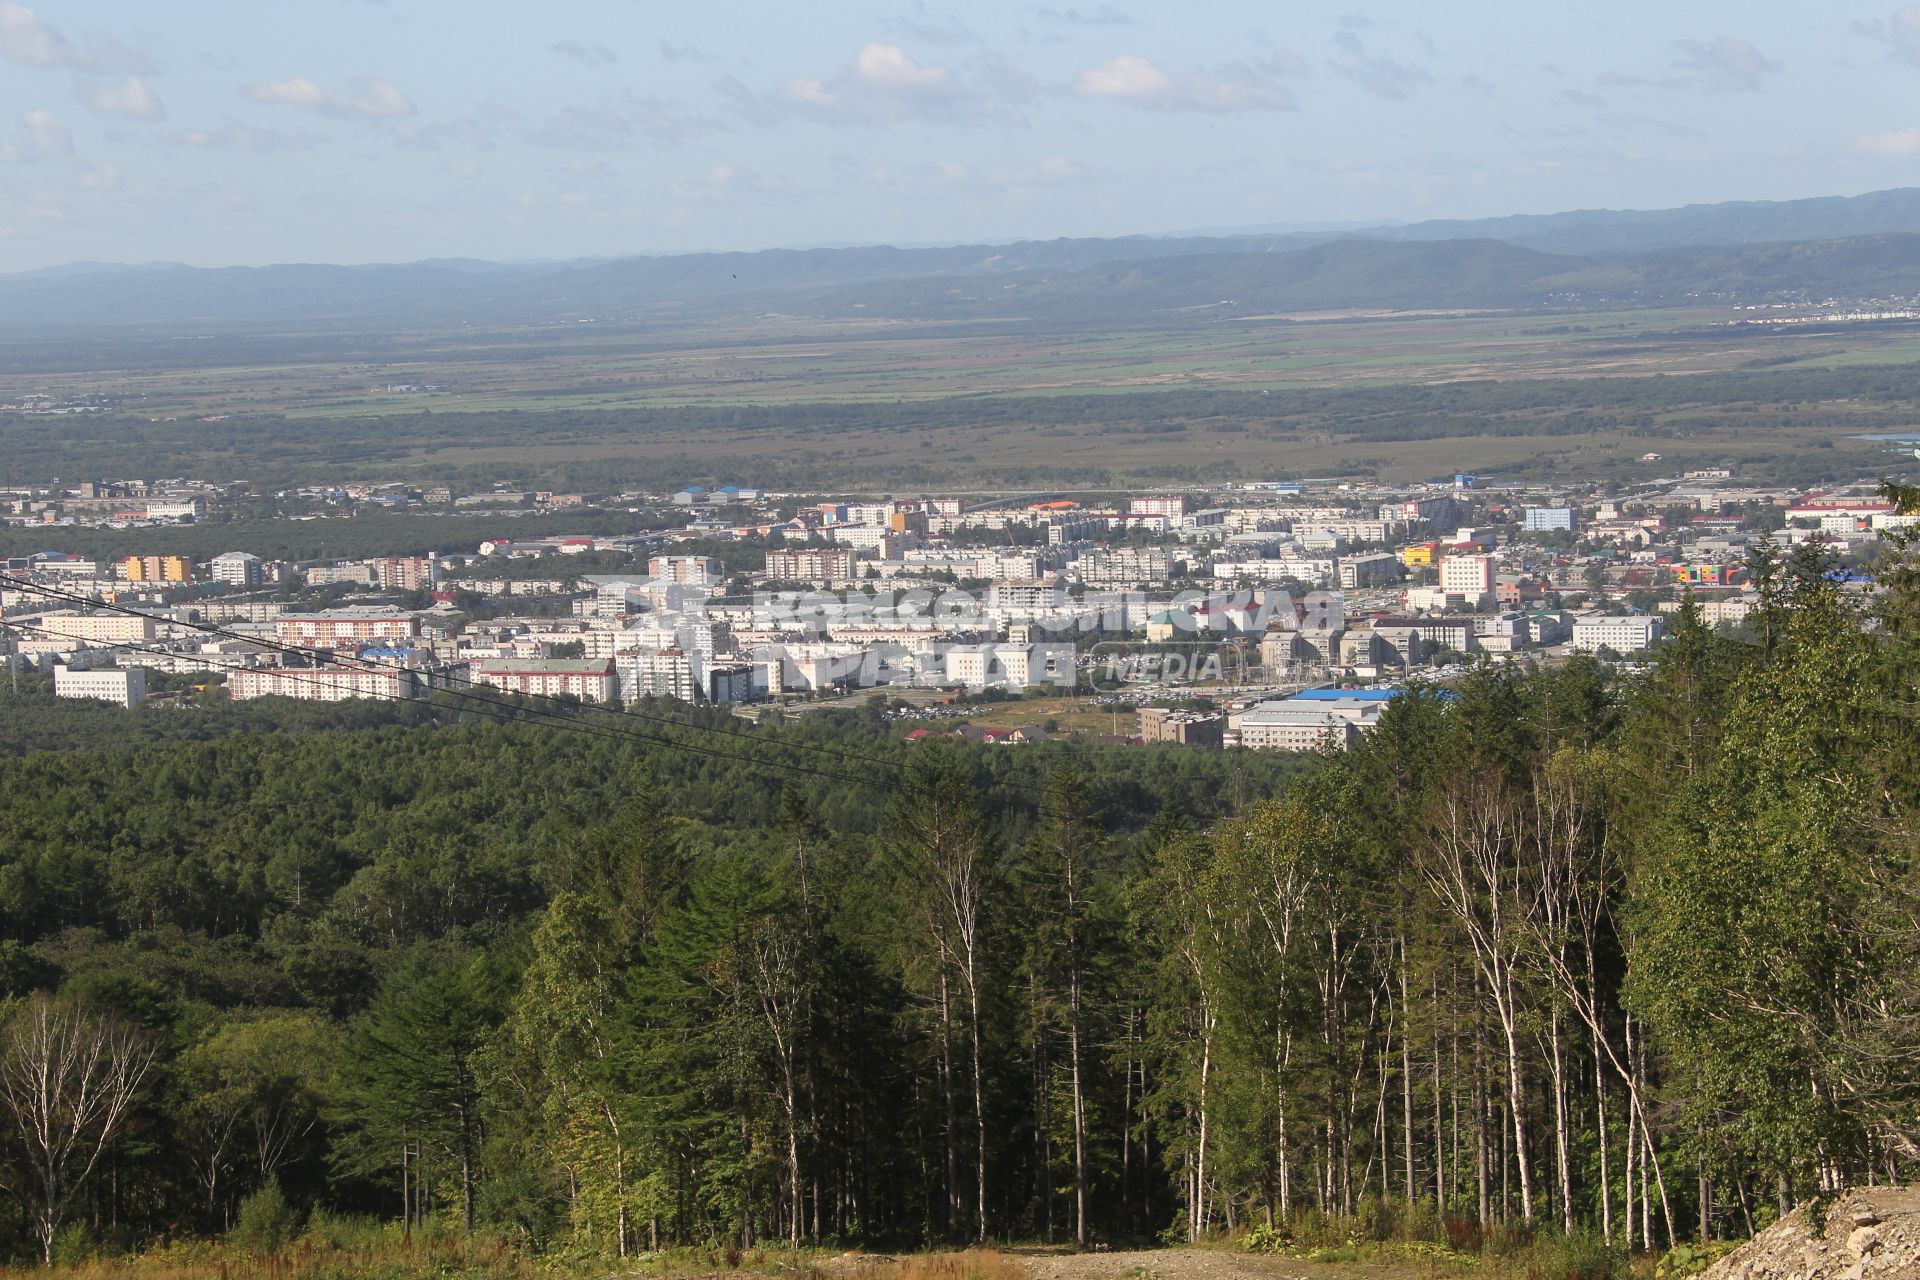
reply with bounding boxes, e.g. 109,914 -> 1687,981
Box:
117,555 -> 192,582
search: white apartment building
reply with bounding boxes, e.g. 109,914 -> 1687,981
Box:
1295,520 -> 1395,544
306,562 -> 376,587
1438,554 -> 1495,607
987,579 -> 1067,616
647,556 -> 720,587
367,555 -> 440,591
1524,507 -> 1577,533
144,499 -> 205,520
470,657 -> 619,702
1379,496 -> 1456,524
35,611 -> 157,645
1572,615 -> 1663,654
1338,552 -> 1403,589
525,628 -> 622,659
944,644 -> 994,688
54,665 -> 146,707
228,665 -> 417,702
276,609 -> 421,649
829,525 -> 900,554
995,643 -> 1075,689
1212,558 -> 1336,587
1075,548 -> 1173,584
618,648 -> 698,701
210,551 -> 266,588
765,548 -> 855,581
1130,496 -> 1187,519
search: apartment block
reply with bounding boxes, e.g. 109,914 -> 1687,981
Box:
1572,615 -> 1663,654
276,609 -> 422,649
229,665 -> 417,702
470,657 -> 619,702
54,665 -> 146,707
118,555 -> 191,582
765,548 -> 855,581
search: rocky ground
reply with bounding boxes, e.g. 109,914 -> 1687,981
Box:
1699,1187 -> 1920,1280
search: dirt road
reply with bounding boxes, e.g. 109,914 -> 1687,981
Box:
1022,1248 -> 1426,1280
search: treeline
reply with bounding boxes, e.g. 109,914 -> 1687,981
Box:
0,705 -> 1300,1261
2,508 -> 1919,1264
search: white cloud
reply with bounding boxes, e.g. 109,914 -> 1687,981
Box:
783,42 -> 971,122
21,107 -> 71,155
0,3 -> 149,73
1855,7 -> 1920,66
82,76 -> 164,120
1856,127 -> 1920,156
1074,53 -> 1298,112
862,42 -> 954,89
1075,54 -> 1167,98
242,76 -> 416,119
1672,36 -> 1778,92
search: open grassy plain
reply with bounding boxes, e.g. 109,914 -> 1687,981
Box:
5,307 -> 1916,419
3,305 -> 1917,490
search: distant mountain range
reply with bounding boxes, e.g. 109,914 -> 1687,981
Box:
7,187 -> 1920,335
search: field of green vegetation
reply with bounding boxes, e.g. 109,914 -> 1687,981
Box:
3,326 -> 1915,493
6,307 -> 1917,418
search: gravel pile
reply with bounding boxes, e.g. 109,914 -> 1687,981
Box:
1700,1188 -> 1920,1280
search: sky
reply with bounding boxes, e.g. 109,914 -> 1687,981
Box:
4,1 -> 1920,269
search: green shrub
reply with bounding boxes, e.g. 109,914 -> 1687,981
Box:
52,1221 -> 95,1265
1533,1230 -> 1624,1280
299,1208 -> 391,1251
231,1179 -> 299,1254
1655,1238 -> 1741,1279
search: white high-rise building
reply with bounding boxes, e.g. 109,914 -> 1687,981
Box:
210,551 -> 265,588
1438,554 -> 1495,609
647,556 -> 719,587
1523,507 -> 1577,533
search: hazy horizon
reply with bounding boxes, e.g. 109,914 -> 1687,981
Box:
5,1 -> 1920,271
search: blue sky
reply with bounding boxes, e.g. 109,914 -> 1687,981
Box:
3,0 -> 1919,269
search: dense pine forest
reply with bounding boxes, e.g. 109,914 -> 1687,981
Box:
1,492 -> 1918,1271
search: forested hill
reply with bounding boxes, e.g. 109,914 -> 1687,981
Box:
2,506 -> 1919,1267
1365,184 -> 1920,254
9,188 -> 1920,333
6,231 -> 1916,332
